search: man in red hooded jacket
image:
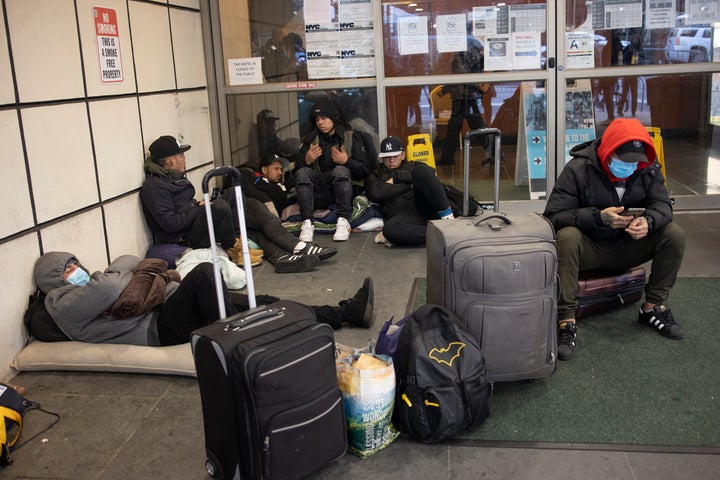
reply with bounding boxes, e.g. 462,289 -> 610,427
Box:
543,118 -> 686,360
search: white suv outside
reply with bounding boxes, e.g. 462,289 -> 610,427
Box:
665,26 -> 713,63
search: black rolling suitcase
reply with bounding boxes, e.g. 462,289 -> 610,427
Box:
426,129 -> 558,382
191,167 -> 347,480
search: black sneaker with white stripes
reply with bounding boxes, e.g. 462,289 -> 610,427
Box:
557,321 -> 577,361
299,243 -> 337,261
638,305 -> 684,340
274,254 -> 320,273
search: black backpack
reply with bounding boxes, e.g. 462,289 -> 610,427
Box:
392,304 -> 490,443
443,183 -> 479,217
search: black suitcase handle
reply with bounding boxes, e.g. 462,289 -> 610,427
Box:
463,128 -> 502,214
225,306 -> 286,331
201,166 -> 257,317
201,166 -> 241,194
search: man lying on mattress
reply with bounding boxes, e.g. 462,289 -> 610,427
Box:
26,251 -> 374,346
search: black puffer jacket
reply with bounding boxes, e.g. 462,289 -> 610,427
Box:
139,158 -> 203,244
365,161 -> 418,218
296,124 -> 373,181
543,140 -> 672,245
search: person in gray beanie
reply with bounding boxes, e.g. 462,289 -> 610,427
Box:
29,252 -> 375,345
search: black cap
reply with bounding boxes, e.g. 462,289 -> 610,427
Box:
310,99 -> 340,121
257,109 -> 279,122
378,136 -> 404,158
149,135 -> 191,162
615,140 -> 647,163
259,153 -> 289,170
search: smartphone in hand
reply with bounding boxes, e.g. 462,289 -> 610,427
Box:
622,207 -> 646,217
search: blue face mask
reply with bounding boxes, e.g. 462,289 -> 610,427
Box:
66,267 -> 90,286
608,157 -> 638,179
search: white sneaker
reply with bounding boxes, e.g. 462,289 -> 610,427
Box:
333,217 -> 351,241
299,219 -> 314,242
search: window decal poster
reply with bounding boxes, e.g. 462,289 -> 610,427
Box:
304,0 -> 375,79
564,79 -> 596,164
518,82 -> 547,199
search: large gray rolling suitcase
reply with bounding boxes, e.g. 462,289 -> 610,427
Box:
426,128 -> 558,382
191,167 -> 346,479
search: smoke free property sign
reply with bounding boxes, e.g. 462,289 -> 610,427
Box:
93,6 -> 123,83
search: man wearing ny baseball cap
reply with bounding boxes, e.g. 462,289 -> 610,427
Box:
544,118 -> 686,361
366,136 -> 454,247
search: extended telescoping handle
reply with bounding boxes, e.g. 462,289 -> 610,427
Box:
463,127 -> 502,213
201,167 -> 256,319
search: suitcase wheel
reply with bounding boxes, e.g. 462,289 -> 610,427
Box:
205,458 -> 219,478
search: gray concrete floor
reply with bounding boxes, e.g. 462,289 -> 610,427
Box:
5,211 -> 720,480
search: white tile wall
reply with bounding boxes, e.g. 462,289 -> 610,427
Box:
23,104 -> 98,223
0,237 -> 42,368
172,9 -> 207,89
170,0 -> 200,9
0,0 -> 210,382
178,90 -> 214,169
90,97 -> 145,200
78,0 -> 137,97
39,208 -> 109,272
138,90 -> 213,170
105,194 -> 153,260
0,111 -> 34,237
187,167 -> 213,200
6,0 -> 85,103
129,2 -> 176,93
140,93 -> 184,154
0,6 -> 14,105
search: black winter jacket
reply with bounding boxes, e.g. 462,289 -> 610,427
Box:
140,159 -> 203,244
366,161 -> 418,218
543,139 -> 672,245
296,124 -> 373,181
238,166 -> 293,215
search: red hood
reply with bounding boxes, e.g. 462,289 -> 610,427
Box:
597,118 -> 655,182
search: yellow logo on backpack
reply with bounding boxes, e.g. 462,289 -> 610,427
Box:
428,341 -> 465,367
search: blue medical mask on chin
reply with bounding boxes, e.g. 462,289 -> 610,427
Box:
66,267 -> 90,286
608,156 -> 638,179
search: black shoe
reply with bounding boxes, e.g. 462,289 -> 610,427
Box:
557,321 -> 577,361
339,278 -> 374,328
638,306 -> 684,340
299,243 -> 337,261
274,254 -> 320,273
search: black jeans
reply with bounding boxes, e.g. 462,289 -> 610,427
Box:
295,165 -> 353,220
182,199 -> 236,250
157,263 -> 238,345
221,189 -> 300,264
156,263 -> 343,345
383,164 -> 450,246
